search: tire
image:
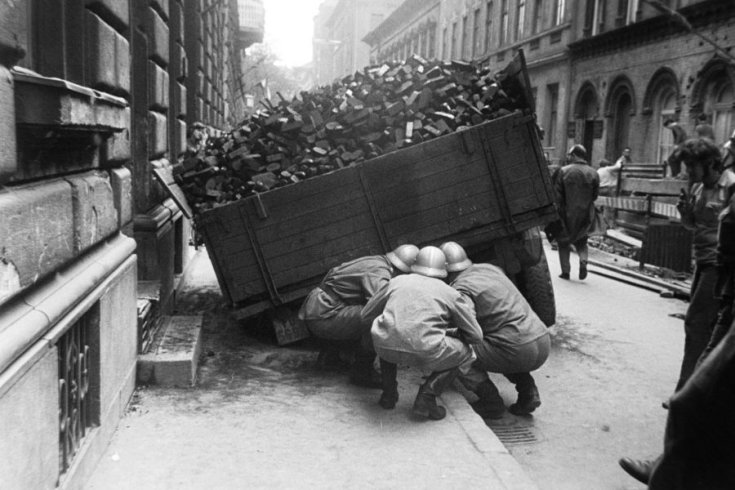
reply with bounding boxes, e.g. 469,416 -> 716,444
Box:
516,249 -> 556,327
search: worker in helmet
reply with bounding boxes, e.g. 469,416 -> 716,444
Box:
441,241 -> 550,418
298,244 -> 420,388
361,246 -> 483,421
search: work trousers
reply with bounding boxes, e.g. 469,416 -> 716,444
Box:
676,264 -> 719,391
376,336 -> 476,374
558,237 -> 589,275
462,333 -> 550,387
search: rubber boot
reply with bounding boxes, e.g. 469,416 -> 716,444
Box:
378,359 -> 398,409
412,368 -> 459,421
470,380 -> 507,419
349,347 -> 382,389
505,372 -> 541,415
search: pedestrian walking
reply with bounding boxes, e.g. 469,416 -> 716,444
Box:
361,246 -> 483,420
441,242 -> 550,419
298,244 -> 419,387
554,144 -> 600,280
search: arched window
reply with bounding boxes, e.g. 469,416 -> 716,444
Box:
644,68 -> 680,164
574,82 -> 600,161
691,59 -> 735,144
605,76 -> 636,161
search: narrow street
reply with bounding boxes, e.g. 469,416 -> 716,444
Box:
499,244 -> 688,489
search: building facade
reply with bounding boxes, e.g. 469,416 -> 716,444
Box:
362,0 -> 573,162
568,0 -> 735,166
362,0 -> 734,166
312,0 -> 402,86
0,1 -> 262,488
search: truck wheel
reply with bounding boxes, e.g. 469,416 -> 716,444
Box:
516,250 -> 556,327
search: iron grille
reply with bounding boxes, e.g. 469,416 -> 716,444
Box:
58,312 -> 94,474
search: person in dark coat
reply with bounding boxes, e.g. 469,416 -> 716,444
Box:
554,144 -> 599,280
298,244 -> 419,387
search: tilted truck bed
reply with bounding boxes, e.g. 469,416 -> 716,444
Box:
197,110 -> 557,317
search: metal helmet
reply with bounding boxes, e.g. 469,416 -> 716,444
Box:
386,244 -> 419,273
411,246 -> 448,278
440,241 -> 472,272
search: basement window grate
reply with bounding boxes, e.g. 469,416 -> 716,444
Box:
488,424 -> 539,445
58,306 -> 100,475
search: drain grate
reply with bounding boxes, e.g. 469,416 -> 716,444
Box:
488,424 -> 539,445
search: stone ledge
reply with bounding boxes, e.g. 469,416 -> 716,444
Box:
137,315 -> 202,387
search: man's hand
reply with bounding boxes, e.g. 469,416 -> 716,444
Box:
677,188 -> 695,213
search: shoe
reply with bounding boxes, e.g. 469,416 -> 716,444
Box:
559,272 -> 570,280
379,390 -> 398,409
579,260 -> 588,280
662,399 -> 669,410
470,380 -> 507,419
618,457 -> 654,484
508,384 -> 541,415
412,392 -> 446,420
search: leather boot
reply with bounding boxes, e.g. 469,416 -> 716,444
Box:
618,457 -> 658,484
378,359 -> 398,409
504,372 -> 541,415
470,380 -> 506,419
412,368 -> 459,420
349,348 -> 382,389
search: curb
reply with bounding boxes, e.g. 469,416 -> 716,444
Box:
442,390 -> 539,490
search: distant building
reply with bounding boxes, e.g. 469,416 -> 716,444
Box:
313,0 -> 402,85
568,0 -> 735,166
362,0 -> 735,166
238,0 -> 266,48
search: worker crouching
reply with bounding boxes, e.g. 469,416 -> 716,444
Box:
441,241 -> 551,418
362,246 -> 483,420
298,244 -> 420,388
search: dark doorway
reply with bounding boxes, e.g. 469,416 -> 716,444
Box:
613,93 -> 632,159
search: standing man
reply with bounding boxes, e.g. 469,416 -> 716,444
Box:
298,244 -> 419,388
441,242 -> 550,418
672,138 -> 730,393
362,246 -> 483,421
555,144 -> 600,280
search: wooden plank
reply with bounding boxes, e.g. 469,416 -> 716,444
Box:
249,196 -> 372,244
620,178 -> 683,195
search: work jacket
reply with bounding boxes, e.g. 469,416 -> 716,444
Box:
450,263 -> 547,347
298,255 -> 394,321
555,158 -> 600,244
363,274 -> 483,359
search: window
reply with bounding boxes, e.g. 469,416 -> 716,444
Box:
656,91 -> 677,165
473,9 -> 482,58
709,81 -> 734,144
592,0 -> 606,35
516,0 -> 526,41
462,16 -> 469,59
626,0 -> 639,24
429,25 -> 437,59
532,0 -> 543,35
552,0 -> 565,26
452,22 -> 458,59
485,1 -> 494,52
442,27 -> 448,59
547,83 -> 559,148
500,0 -> 509,46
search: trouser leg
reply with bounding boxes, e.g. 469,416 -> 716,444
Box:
378,358 -> 398,409
350,345 -> 381,389
504,372 -> 541,415
575,237 -> 589,280
675,265 -> 719,391
558,243 -> 571,276
412,368 -> 460,421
